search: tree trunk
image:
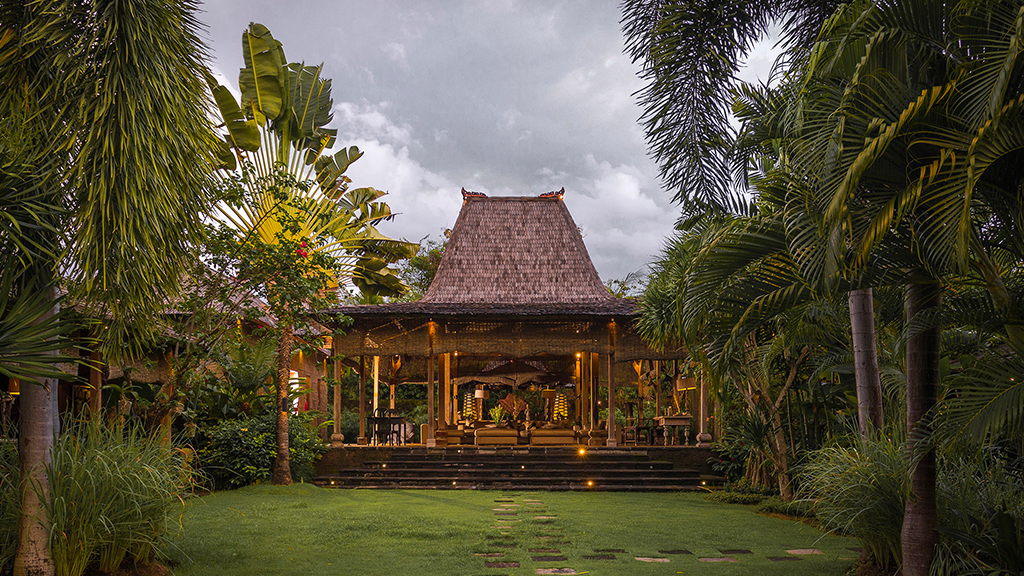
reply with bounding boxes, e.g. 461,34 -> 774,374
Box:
901,282 -> 940,576
849,288 -> 884,436
14,296 -> 57,576
770,408 -> 793,501
271,325 -> 293,485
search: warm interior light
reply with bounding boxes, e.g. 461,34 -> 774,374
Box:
587,480 -> 593,486
578,448 -> 586,456
701,481 -> 706,485
7,378 -> 19,396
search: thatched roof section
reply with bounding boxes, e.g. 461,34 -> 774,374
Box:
328,190 -> 635,318
423,192 -> 612,305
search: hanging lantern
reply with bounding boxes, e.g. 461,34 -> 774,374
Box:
7,378 -> 19,396
541,389 -> 557,400
474,389 -> 489,399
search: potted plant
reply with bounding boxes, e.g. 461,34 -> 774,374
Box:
488,405 -> 507,427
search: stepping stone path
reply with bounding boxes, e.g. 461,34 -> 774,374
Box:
720,549 -> 753,554
699,557 -> 738,562
475,553 -> 505,557
536,569 -> 576,575
532,556 -> 567,562
529,548 -> 560,553
635,557 -> 670,563
594,548 -> 625,553
769,556 -> 802,562
659,549 -> 692,555
582,554 -> 615,560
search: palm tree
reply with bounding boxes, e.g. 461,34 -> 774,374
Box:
782,1 -> 1024,572
0,1 -> 217,573
624,0 -> 888,437
209,23 -> 416,485
621,0 -> 844,219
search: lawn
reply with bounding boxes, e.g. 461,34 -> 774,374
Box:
164,485 -> 857,576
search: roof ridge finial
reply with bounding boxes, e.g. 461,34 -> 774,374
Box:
461,188 -> 487,200
539,187 -> 565,199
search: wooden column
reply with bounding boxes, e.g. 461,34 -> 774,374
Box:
426,354 -> 436,447
389,356 -> 396,410
441,353 -> 451,425
607,321 -> 617,447
654,360 -> 661,418
332,353 -> 343,445
574,354 -> 582,427
452,353 -> 459,421
357,356 -> 367,445
697,368 -> 712,446
590,353 -> 599,428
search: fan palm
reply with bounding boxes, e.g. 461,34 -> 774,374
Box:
208,23 -> 416,485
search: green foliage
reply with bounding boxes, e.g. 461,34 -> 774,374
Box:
801,435 -> 907,570
334,407 -> 361,443
395,232 -> 449,300
199,412 -> 327,489
18,420 -> 198,576
704,491 -> 767,505
932,448 -> 1024,576
0,432 -> 17,568
488,405 -> 507,425
757,496 -> 816,519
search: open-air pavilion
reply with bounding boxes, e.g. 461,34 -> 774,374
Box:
323,190 -> 712,451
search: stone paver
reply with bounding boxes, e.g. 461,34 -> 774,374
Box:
786,549 -> 823,555
699,557 -> 738,563
635,557 -> 670,563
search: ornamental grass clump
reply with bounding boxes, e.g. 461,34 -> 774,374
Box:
0,432 -> 18,569
800,434 -> 907,571
46,419 -> 196,576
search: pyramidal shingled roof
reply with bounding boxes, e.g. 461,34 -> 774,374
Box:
422,190 -> 612,305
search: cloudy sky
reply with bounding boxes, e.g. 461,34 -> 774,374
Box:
201,1 -> 778,282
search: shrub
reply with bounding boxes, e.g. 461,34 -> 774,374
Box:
800,434 -> 906,571
756,496 -> 816,519
199,412 -> 327,489
704,491 -> 767,505
334,408 -> 361,443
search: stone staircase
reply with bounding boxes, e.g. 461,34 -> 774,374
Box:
313,447 -> 703,491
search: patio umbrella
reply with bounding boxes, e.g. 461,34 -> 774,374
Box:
453,360 -> 565,388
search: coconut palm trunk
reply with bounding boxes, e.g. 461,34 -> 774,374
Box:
901,282 -> 941,576
272,324 -> 294,485
849,288 -> 884,435
13,292 -> 58,576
